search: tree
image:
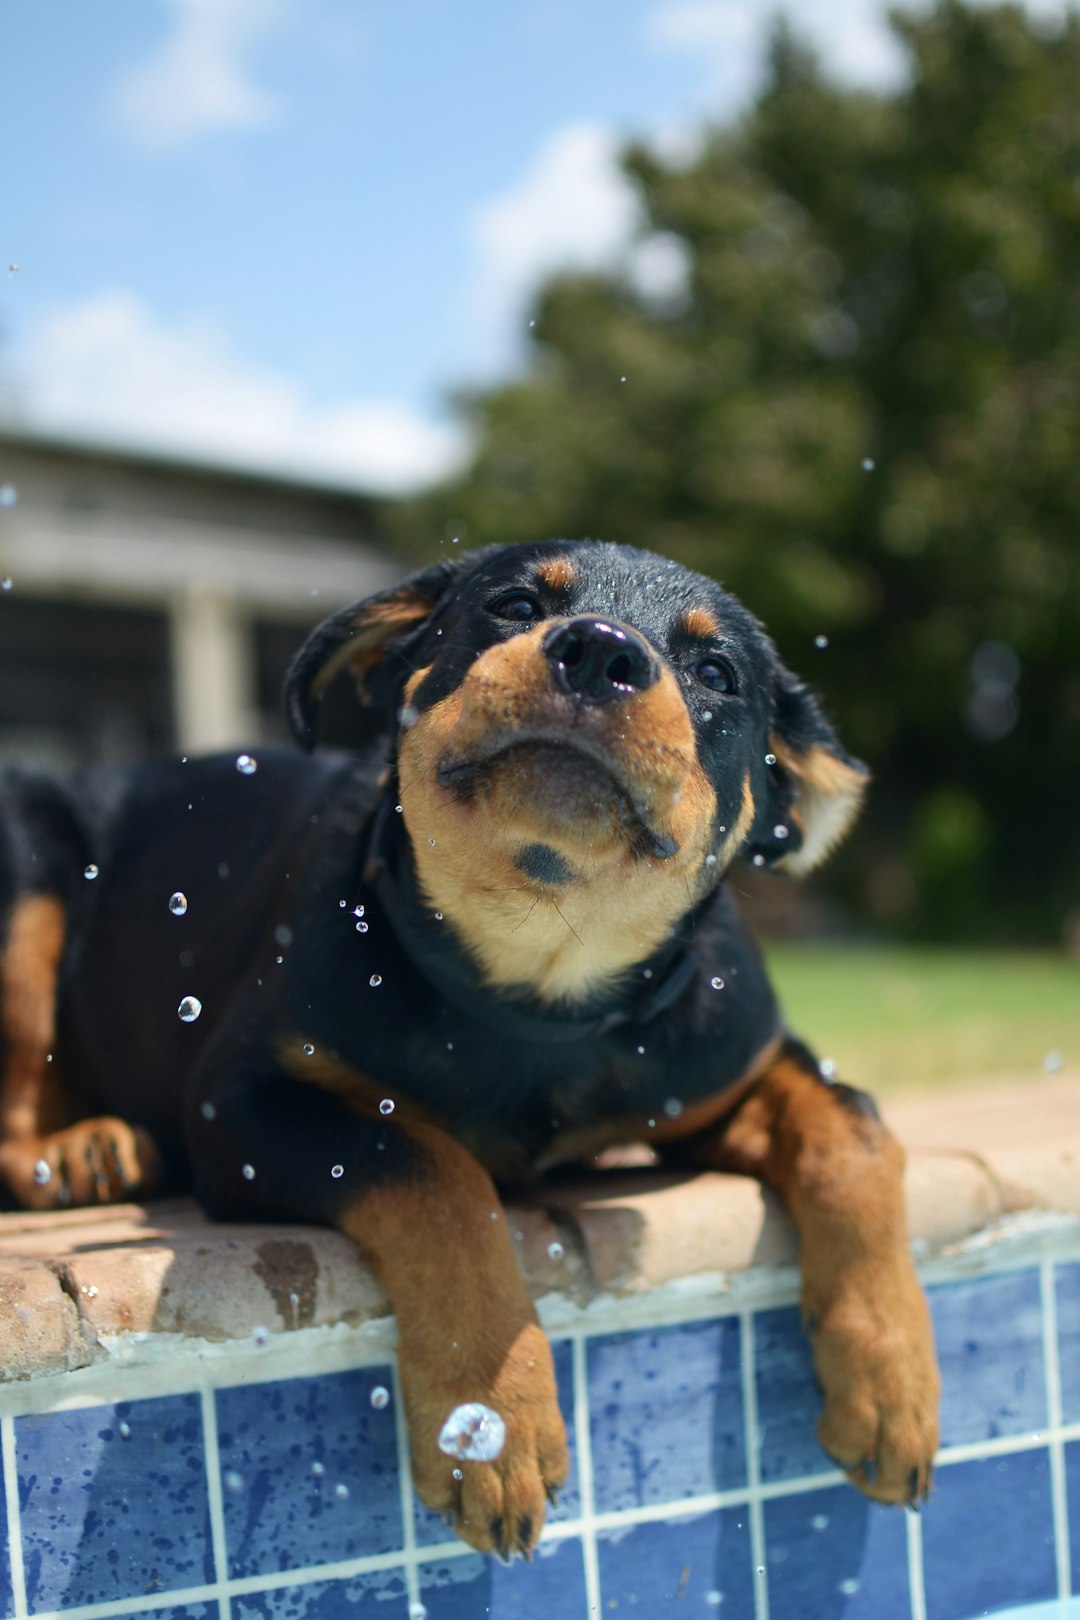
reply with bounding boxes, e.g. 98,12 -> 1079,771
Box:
392,2 -> 1080,944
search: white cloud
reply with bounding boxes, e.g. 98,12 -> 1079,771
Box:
8,290 -> 466,494
466,122 -> 641,363
644,0 -> 907,112
111,0 -> 283,149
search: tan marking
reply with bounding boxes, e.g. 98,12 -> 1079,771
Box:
396,626 -> 718,1004
337,1117 -> 568,1555
310,594 -> 435,700
683,605 -> 720,640
0,896 -> 67,1142
535,555 -> 578,592
770,737 -> 868,875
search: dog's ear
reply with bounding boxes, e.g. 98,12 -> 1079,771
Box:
747,664 -> 869,875
285,557 -> 465,750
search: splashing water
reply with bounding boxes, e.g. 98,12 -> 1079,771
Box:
437,1402 -> 507,1462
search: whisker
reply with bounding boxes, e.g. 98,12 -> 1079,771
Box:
552,899 -> 584,948
511,898 -> 540,935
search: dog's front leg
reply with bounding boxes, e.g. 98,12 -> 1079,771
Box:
189,1055 -> 568,1560
662,1039 -> 940,1505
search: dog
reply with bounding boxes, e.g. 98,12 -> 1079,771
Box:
0,538 -> 939,1559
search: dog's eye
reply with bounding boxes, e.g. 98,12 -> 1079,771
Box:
694,656 -> 737,694
489,592 -> 543,623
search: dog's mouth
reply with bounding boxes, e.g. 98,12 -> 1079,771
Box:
436,731 -> 680,860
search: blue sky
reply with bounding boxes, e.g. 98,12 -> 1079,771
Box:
0,0 -> 1047,493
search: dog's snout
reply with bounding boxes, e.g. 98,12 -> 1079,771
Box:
543,618 -> 658,704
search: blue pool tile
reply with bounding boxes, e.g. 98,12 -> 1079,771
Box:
929,1269 -> 1046,1445
921,1448 -> 1056,1620
231,1570 -> 409,1616
755,1306 -> 827,1483
763,1484 -> 909,1620
1067,1440 -> 1080,1593
118,1607 -> 215,1619
216,1367 -> 401,1578
418,1536 -> 586,1618
1057,1263 -> 1080,1424
596,1506 -> 753,1615
0,1464 -> 10,1620
588,1318 -> 744,1511
16,1394 -> 212,1613
414,1337 -> 578,1547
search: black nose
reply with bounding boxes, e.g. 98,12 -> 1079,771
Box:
543,617 -> 658,703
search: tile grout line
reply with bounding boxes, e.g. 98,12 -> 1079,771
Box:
198,1382 -> 232,1620
571,1334 -> 602,1618
389,1361 -> 423,1615
905,1505 -> 927,1620
1040,1258 -> 1072,1602
1,1413 -> 28,1620
739,1310 -> 770,1620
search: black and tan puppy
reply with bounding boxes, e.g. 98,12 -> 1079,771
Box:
0,539 -> 939,1558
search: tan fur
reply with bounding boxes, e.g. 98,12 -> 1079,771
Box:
310,594 -> 434,699
771,737 -> 868,875
397,625 -> 719,1004
0,895 -> 67,1141
682,605 -> 720,640
535,555 -> 578,592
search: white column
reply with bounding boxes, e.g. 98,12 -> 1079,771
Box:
169,591 -> 253,754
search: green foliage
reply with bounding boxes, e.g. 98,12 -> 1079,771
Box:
392,2 -> 1080,942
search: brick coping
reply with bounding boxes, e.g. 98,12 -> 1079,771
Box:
1,1069 -> 1077,1383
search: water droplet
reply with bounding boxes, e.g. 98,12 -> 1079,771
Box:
200,1100 -> 217,1121
311,1460 -> 325,1477
451,1467 -> 463,1481
705,1594 -> 723,1608
756,1566 -> 765,1576
764,752 -> 777,766
33,1158 -> 51,1185
814,634 -> 829,649
409,1605 -> 429,1620
224,1470 -> 244,1493
861,457 -> 875,472
1044,1050 -> 1064,1073
355,920 -> 369,933
398,703 -> 419,728
235,754 -> 257,775
84,864 -> 99,880
438,1402 -> 507,1462
169,891 -> 188,916
547,1241 -> 564,1262
751,854 -> 766,867
642,968 -> 653,980
334,1482 -> 350,1499
710,976 -> 725,990
811,1513 -> 829,1530
446,1041 -> 454,1052
619,374 -> 627,382
178,995 -> 202,1022
303,1043 -> 315,1056
274,925 -> 293,947
394,803 -> 403,814
370,1385 -> 390,1409
773,824 -> 789,840
428,837 -> 436,847
434,911 -> 444,921
352,904 -> 365,918
839,1578 -> 860,1595
704,853 -> 717,866
275,955 -> 283,965
252,1325 -> 270,1347
0,484 -> 17,507
819,1057 -> 837,1080
1,577 -> 11,591
663,1098 -> 683,1118
242,1163 -> 255,1180
369,974 -> 383,988
338,899 -> 347,908
637,1044 -> 646,1055
331,1163 -> 344,1179
118,1421 -> 131,1439
702,709 -> 713,721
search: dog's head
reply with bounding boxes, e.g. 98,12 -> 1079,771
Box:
286,540 -> 867,1002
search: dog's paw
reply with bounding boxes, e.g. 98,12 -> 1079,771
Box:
0,1117 -> 161,1209
810,1257 -> 940,1507
403,1320 -> 569,1559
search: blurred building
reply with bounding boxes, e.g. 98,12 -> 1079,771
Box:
0,429 -> 398,771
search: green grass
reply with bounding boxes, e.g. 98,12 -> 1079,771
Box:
763,943 -> 1080,1096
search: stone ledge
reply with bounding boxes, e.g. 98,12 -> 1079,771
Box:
0,1069 -> 1076,1382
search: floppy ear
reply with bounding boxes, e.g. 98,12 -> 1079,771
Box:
747,665 -> 869,875
285,557 -> 465,750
